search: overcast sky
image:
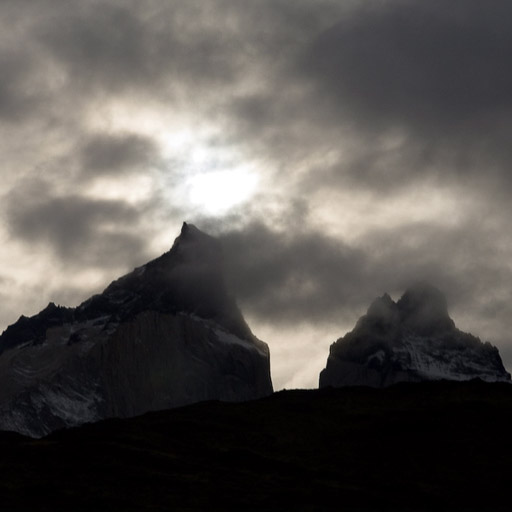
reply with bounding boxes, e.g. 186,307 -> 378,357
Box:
2,0 -> 512,389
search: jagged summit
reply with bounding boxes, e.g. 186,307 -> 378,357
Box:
362,293 -> 398,324
0,223 -> 272,437
320,284 -> 511,388
92,221 -> 252,341
0,222 -> 251,353
397,282 -> 454,335
358,283 -> 455,338
168,222 -> 221,262
178,221 -> 213,242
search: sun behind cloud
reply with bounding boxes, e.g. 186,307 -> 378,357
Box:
186,168 -> 259,215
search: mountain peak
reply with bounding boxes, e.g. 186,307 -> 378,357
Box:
180,221 -> 201,237
366,293 -> 397,319
95,222 -> 251,340
398,282 -> 447,310
320,283 -> 510,388
169,222 -> 221,264
397,282 -> 454,335
177,222 -> 209,243
0,223 -> 272,436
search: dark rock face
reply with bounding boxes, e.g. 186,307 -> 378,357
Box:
320,283 -> 511,388
0,223 -> 273,437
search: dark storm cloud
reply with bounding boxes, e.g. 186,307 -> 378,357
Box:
79,132 -> 159,177
213,0 -> 512,202
219,222 -> 370,325
298,0 -> 512,190
6,0 -> 512,193
217,215 -> 512,339
25,0 -> 348,121
307,1 -> 512,129
35,1 -> 247,98
5,182 -> 151,268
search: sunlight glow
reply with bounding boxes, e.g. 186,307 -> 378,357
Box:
87,102 -> 261,216
186,168 -> 259,215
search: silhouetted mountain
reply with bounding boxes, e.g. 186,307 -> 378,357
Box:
320,283 -> 511,388
0,223 -> 272,437
0,380 -> 511,511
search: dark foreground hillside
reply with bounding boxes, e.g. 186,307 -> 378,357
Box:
0,380 -> 511,511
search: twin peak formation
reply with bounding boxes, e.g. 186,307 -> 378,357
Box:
0,222 -> 509,437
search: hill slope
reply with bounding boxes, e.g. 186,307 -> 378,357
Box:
0,380 -> 511,511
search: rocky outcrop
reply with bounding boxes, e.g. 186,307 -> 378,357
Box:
0,223 -> 272,437
320,283 -> 511,388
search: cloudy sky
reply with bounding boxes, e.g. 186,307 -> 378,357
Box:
2,0 -> 512,389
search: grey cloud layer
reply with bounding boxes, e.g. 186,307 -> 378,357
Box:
37,2 -> 239,98
79,132 -> 159,177
300,0 -> 512,190
307,1 -> 512,129
219,223 -> 367,324
5,181 -> 151,268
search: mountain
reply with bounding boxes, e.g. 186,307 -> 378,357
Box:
0,222 -> 272,437
0,381 -> 511,511
320,283 -> 511,388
